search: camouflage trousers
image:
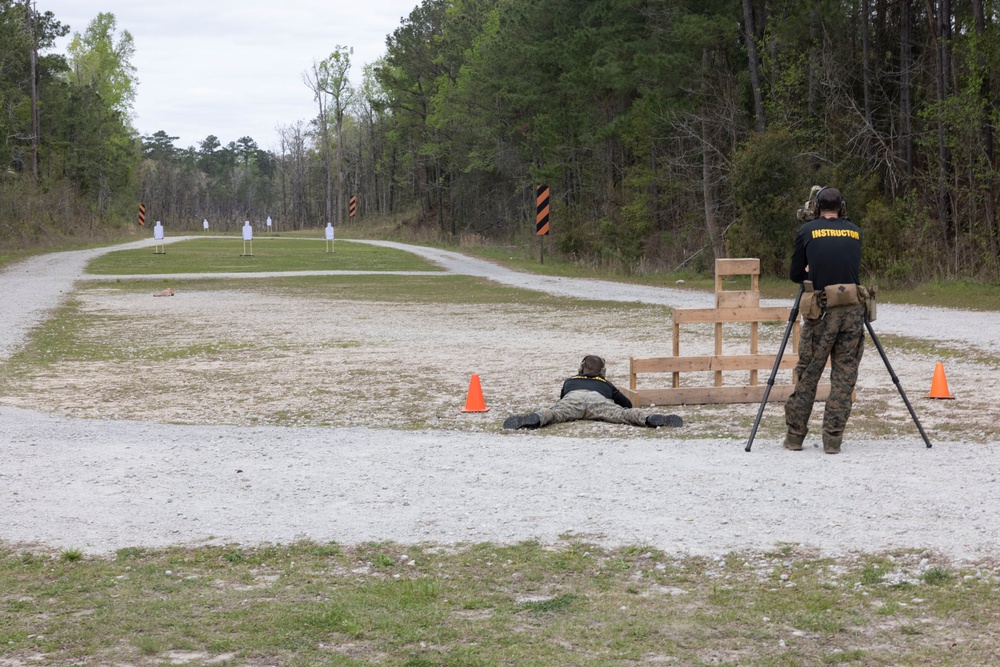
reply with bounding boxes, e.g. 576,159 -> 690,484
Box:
785,303 -> 865,440
536,390 -> 649,427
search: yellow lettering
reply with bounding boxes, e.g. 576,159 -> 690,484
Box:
812,229 -> 859,240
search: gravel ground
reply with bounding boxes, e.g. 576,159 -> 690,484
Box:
1,237 -> 999,558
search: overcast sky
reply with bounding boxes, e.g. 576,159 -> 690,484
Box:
40,1 -> 420,151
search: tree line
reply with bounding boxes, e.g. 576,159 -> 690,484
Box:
2,0 -> 999,284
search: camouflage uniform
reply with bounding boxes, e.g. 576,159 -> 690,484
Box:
504,358 -> 683,430
535,390 -> 651,427
787,191 -> 863,452
785,303 -> 865,444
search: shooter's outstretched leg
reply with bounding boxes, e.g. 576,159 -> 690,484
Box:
865,321 -> 932,448
745,285 -> 805,452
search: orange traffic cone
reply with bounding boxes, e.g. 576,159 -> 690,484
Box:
927,362 -> 955,399
461,374 -> 490,412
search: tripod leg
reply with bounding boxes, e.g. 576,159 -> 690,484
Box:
865,321 -> 932,448
746,285 -> 804,452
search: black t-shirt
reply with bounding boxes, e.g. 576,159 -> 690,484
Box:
560,375 -> 633,408
789,215 -> 862,290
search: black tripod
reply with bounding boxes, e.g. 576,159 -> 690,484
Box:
745,285 -> 932,452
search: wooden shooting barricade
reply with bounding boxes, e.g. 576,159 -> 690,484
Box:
622,258 -> 832,406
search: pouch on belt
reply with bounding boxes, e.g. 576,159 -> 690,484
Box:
799,280 -> 823,320
823,283 -> 860,307
860,285 -> 877,322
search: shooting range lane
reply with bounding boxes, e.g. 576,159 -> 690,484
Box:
1,240 -> 999,556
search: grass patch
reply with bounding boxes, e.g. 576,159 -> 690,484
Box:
59,549 -> 84,563
275,273 -> 657,308
921,566 -> 952,585
76,273 -> 655,308
870,333 -> 1000,367
85,238 -> 442,275
0,296 -> 257,369
1,541 -> 997,666
874,281 -> 1000,311
519,593 -> 581,614
861,562 -> 888,585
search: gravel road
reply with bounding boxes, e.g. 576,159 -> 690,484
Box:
2,237 -> 998,558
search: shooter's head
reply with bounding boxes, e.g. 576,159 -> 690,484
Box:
578,355 -> 606,378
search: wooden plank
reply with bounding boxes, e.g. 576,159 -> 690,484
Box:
674,306 -> 791,324
672,321 -> 680,388
621,383 -> 832,407
715,258 -> 760,276
716,291 -> 760,309
630,355 -> 799,374
714,322 -> 722,386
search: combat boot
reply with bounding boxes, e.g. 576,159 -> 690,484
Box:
822,434 -> 842,455
646,414 -> 683,428
503,413 -> 541,430
783,433 -> 805,451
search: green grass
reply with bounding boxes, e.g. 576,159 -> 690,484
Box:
0,295 -> 262,366
871,281 -> 1000,311
1,541 -> 997,666
867,333 -> 1000,367
72,272 -> 652,310
85,238 -> 442,275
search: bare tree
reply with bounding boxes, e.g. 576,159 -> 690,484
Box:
303,61 -> 334,224
860,0 -> 874,160
933,0 -> 955,247
740,0 -> 766,132
702,48 -> 724,259
898,0 -> 914,189
971,0 -> 994,170
305,47 -> 354,226
352,62 -> 387,216
277,122 -> 310,228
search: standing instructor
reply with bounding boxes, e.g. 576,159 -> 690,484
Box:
784,187 -> 864,455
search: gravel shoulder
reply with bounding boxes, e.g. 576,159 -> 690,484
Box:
1,237 -> 998,558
